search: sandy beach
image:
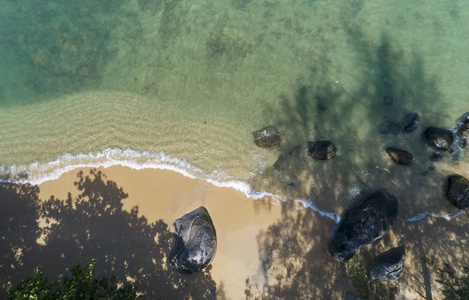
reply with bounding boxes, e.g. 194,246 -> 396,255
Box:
0,165 -> 468,299
38,166 -> 283,299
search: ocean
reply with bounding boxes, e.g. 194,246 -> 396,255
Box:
1,0 -> 468,221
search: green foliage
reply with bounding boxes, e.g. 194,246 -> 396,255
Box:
435,262 -> 469,300
4,259 -> 136,300
346,256 -> 398,300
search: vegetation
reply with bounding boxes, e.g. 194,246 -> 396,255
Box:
435,262 -> 469,300
346,256 -> 398,300
3,259 -> 136,300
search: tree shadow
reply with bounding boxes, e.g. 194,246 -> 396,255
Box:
0,169 -> 220,299
246,11 -> 467,299
245,201 -> 350,299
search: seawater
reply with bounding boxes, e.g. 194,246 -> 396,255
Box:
1,0 -> 468,221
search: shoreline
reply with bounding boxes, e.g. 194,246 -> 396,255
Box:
2,165 -> 469,298
38,165 -> 283,299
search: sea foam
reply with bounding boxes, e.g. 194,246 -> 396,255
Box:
0,147 -> 463,223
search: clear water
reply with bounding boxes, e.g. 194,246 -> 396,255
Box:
1,0 -> 468,219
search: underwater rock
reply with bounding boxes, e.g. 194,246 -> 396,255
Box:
424,127 -> 454,151
401,112 -> 420,133
386,147 -> 413,166
169,206 -> 217,274
383,96 -> 393,105
307,140 -> 337,160
430,152 -> 443,162
252,125 -> 281,149
329,191 -> 398,263
379,120 -> 401,135
370,244 -> 406,281
447,175 -> 469,209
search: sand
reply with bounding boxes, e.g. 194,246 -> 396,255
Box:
38,166 -> 282,299
30,166 -> 469,299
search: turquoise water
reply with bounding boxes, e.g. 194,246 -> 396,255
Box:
1,0 -> 468,219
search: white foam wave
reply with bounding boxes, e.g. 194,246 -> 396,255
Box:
297,198 -> 341,224
0,147 -> 465,224
399,210 -> 464,222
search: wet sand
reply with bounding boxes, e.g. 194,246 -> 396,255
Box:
39,166 -> 283,299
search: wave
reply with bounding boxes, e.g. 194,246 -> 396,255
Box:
0,147 -> 464,224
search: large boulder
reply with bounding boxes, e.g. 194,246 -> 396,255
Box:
169,206 -> 217,274
329,191 -> 398,263
447,175 -> 469,209
369,244 -> 406,281
252,126 -> 281,149
424,127 -> 454,151
307,140 -> 337,160
386,147 -> 413,166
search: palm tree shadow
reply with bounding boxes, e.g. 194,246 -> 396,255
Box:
0,169 -> 221,299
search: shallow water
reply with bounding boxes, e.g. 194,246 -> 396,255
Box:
1,0 -> 468,219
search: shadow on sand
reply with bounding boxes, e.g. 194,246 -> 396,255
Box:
0,169 -> 221,299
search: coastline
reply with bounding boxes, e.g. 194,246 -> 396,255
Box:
38,165 -> 283,299
1,164 -> 468,299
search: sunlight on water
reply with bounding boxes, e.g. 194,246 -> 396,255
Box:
0,0 -> 468,219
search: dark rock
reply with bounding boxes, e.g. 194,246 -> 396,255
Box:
169,206 -> 217,274
252,126 -> 281,149
430,152 -> 443,162
420,170 -> 429,176
401,112 -> 420,133
383,96 -> 393,105
307,140 -> 337,160
379,120 -> 401,135
329,191 -> 398,263
424,127 -> 454,151
273,155 -> 284,172
370,244 -> 406,281
428,166 -> 435,171
447,175 -> 469,209
386,147 -> 413,166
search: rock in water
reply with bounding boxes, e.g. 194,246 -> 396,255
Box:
424,127 -> 454,151
447,175 -> 469,209
370,244 -> 406,281
169,206 -> 217,274
307,140 -> 337,160
386,147 -> 413,165
401,112 -> 420,133
252,126 -> 281,149
329,191 -> 398,263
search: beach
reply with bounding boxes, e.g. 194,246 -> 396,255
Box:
22,166 -> 469,299
1,0 -> 469,298
37,166 -> 283,299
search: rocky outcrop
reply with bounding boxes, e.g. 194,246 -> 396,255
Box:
369,244 -> 406,281
252,126 -> 281,149
447,175 -> 469,209
386,147 -> 413,166
307,140 -> 337,160
329,191 -> 398,263
169,206 -> 217,274
424,127 -> 454,151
